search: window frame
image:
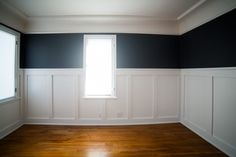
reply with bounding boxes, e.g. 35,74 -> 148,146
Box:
83,34 -> 116,99
0,25 -> 20,104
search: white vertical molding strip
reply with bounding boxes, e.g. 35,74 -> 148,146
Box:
25,75 -> 29,119
103,99 -> 107,121
51,75 -> 54,119
180,75 -> 186,121
49,75 -> 53,119
211,76 -> 214,136
153,76 -> 158,119
125,76 -> 129,120
75,75 -> 80,120
127,75 -> 132,120
151,76 -> 155,119
177,76 -> 180,120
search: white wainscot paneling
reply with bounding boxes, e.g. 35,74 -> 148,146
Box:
132,75 -> 154,119
214,77 -> 236,151
0,101 -> 21,139
79,99 -> 105,120
24,69 -> 180,124
0,101 -> 20,128
53,75 -> 77,120
184,75 -> 212,135
157,76 -> 179,119
26,75 -> 52,119
106,76 -> 128,119
0,71 -> 23,139
181,68 -> 236,157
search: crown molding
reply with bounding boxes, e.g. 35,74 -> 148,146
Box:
0,1 -> 26,32
177,0 -> 206,20
178,0 -> 236,35
0,1 -> 27,20
25,17 -> 179,35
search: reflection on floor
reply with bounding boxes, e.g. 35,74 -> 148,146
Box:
0,123 -> 227,157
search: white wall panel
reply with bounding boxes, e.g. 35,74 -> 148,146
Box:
0,101 -> 20,130
214,77 -> 236,150
181,68 -> 236,157
53,75 -> 76,119
79,99 -> 105,120
132,75 -> 154,119
184,75 -> 212,134
157,76 -> 179,118
106,76 -> 128,119
26,75 -> 52,119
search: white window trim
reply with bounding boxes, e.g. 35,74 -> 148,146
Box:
83,34 -> 117,99
0,25 -> 20,104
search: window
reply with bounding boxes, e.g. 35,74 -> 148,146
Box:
0,25 -> 19,102
84,35 -> 116,98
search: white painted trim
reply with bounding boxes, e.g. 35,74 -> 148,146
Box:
0,2 -> 26,32
23,68 -> 181,75
0,97 -> 21,105
24,118 -> 180,126
0,120 -> 23,139
177,0 -> 207,20
181,68 -> 236,78
178,0 -> 236,35
53,117 -> 76,120
0,1 -> 27,20
181,120 -> 236,157
181,67 -> 236,71
153,75 -> 158,119
25,18 -> 178,35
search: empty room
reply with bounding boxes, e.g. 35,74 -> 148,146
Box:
0,0 -> 236,156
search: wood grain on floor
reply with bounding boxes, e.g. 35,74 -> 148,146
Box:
0,123 -> 227,157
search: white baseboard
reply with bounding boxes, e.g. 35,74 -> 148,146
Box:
0,120 -> 24,139
181,120 -> 236,157
24,117 -> 180,126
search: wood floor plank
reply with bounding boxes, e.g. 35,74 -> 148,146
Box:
0,123 -> 228,157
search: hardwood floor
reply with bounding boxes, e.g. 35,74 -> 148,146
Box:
0,123 -> 227,157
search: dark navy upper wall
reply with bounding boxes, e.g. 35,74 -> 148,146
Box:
20,34 -> 83,68
20,33 -> 180,68
117,34 -> 179,68
179,9 -> 236,68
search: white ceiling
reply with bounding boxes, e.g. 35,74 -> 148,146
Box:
2,0 -> 204,20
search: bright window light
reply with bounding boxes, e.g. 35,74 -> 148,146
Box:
0,29 -> 16,101
84,35 -> 116,97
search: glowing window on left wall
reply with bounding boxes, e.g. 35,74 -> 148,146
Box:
0,25 -> 19,102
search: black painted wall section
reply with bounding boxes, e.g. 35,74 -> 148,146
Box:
179,9 -> 236,68
20,34 -> 83,68
117,34 -> 179,68
20,33 -> 179,68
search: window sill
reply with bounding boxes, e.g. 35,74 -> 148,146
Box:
83,96 -> 117,99
0,97 -> 21,105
